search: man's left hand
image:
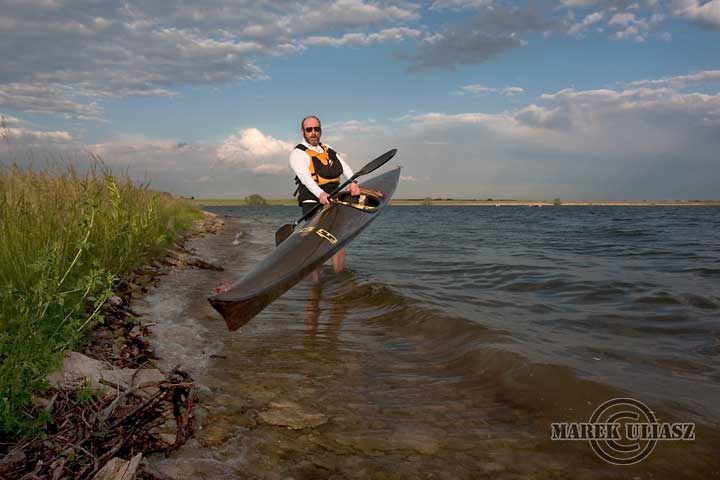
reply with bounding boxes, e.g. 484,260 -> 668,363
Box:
349,182 -> 360,196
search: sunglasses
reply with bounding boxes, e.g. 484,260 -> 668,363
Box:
304,127 -> 321,133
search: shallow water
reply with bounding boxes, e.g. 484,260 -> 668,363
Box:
139,205 -> 720,479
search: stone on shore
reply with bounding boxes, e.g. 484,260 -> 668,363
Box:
258,401 -> 328,430
47,351 -> 166,395
92,453 -> 142,480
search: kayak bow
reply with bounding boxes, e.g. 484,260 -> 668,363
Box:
208,167 -> 401,330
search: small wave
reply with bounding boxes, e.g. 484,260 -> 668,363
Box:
595,227 -> 657,238
632,292 -> 718,310
496,279 -> 638,301
635,292 -> 683,306
497,278 -> 589,293
331,280 -> 505,347
675,267 -> 720,278
681,294 -> 719,310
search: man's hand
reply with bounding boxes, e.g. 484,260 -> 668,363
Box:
349,181 -> 360,196
319,191 -> 330,204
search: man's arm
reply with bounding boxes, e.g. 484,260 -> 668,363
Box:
335,152 -> 360,195
289,148 -> 324,199
333,150 -> 354,179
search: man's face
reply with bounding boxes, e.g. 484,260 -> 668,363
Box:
302,118 -> 321,146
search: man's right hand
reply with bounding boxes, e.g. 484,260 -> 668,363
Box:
319,192 -> 330,204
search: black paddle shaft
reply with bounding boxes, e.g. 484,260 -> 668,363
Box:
275,148 -> 397,245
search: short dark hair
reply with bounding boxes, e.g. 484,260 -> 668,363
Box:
301,115 -> 321,130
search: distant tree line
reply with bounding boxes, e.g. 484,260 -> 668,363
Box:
244,194 -> 267,205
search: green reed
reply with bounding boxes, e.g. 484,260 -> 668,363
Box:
0,162 -> 201,438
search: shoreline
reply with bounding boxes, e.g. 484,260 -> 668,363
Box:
192,199 -> 720,207
0,212 -> 225,479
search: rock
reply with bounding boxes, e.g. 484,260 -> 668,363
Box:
107,296 -> 123,307
92,453 -> 142,480
47,352 -> 110,390
31,393 -> 56,411
47,353 -> 168,397
0,449 -> 26,475
198,420 -> 238,447
132,368 -> 165,387
97,368 -> 138,392
128,325 -> 143,338
311,456 -> 337,472
389,425 -> 443,455
131,369 -> 166,398
325,425 -> 444,455
481,462 -> 506,473
158,433 -> 177,446
100,368 -> 166,397
258,401 -> 328,430
184,254 -> 222,271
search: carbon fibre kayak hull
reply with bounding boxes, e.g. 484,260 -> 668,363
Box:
208,167 -> 401,330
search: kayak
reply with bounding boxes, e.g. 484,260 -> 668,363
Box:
208,167 -> 401,330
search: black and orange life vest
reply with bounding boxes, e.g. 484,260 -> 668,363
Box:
293,143 -> 344,204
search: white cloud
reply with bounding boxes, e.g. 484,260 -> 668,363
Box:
292,0 -> 419,30
216,128 -> 293,175
0,0 -> 420,118
560,0 -> 599,6
606,11 -> 655,40
0,114 -> 26,127
387,74 -> 720,199
456,85 -> 524,96
609,12 -> 637,26
184,176 -> 214,184
82,131 -> 294,195
252,163 -> 287,175
324,120 -> 383,135
1,127 -> 73,142
569,11 -> 604,35
403,112 -> 506,125
457,84 -> 497,95
304,27 -> 423,47
83,128 -> 293,183
429,0 -> 494,9
673,0 -> 720,28
0,83 -> 103,119
88,135 -> 191,168
217,128 -> 293,161
503,86 -> 525,96
558,0 -> 674,40
0,113 -> 76,147
624,69 -> 720,88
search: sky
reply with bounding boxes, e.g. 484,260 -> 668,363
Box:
1,0 -> 719,200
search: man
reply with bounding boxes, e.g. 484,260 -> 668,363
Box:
289,115 -> 360,281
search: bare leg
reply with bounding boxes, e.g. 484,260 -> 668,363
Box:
332,248 -> 346,274
312,268 -> 320,284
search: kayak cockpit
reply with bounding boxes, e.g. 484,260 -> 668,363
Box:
334,187 -> 384,212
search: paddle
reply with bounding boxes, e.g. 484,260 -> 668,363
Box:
274,148 -> 397,246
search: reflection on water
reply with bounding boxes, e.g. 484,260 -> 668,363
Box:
304,281 -> 349,353
138,207 -> 720,479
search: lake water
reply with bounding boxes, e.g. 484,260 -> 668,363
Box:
140,205 -> 720,479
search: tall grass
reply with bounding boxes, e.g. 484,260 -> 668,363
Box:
0,162 -> 201,438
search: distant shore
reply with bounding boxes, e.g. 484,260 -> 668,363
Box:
192,198 -> 720,207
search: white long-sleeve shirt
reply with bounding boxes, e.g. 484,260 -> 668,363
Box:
289,140 -> 354,201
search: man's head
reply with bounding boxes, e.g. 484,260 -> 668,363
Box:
301,115 -> 321,146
